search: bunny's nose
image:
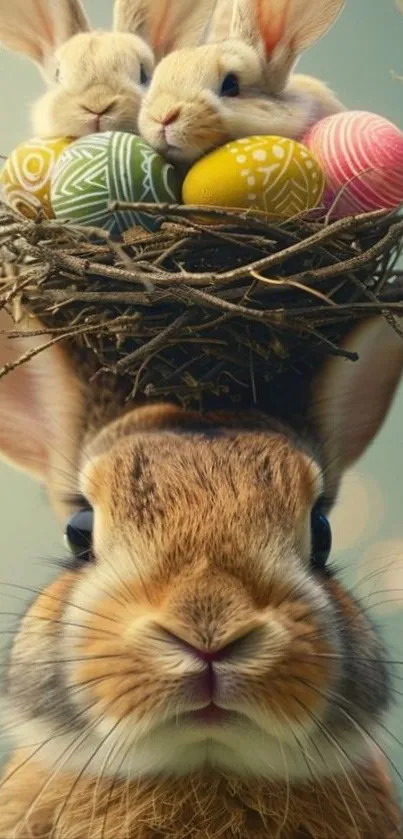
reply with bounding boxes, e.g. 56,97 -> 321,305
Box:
83,101 -> 116,117
162,626 -> 260,662
161,107 -> 181,127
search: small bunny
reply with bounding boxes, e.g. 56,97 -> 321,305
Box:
138,0 -> 345,165
0,0 -> 158,139
0,307 -> 401,837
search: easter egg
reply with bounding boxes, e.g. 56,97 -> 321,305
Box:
304,111 -> 403,217
51,132 -> 182,235
1,136 -> 72,219
182,136 -> 325,218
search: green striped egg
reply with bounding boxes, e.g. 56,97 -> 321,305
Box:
51,132 -> 182,235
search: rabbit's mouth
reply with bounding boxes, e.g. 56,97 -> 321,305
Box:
185,704 -> 234,724
176,704 -> 247,727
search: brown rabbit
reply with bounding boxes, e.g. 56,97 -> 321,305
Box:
0,307 -> 402,838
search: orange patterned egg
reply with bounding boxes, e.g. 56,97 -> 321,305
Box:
1,136 -> 72,218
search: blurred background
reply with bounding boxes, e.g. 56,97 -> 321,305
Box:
0,0 -> 403,794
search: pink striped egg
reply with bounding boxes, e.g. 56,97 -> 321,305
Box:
303,111 -> 403,218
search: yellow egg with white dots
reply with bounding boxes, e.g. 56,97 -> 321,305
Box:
1,136 -> 73,219
182,135 -> 325,219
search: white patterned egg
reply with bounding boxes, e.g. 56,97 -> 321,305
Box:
182,135 -> 325,218
51,131 -> 182,234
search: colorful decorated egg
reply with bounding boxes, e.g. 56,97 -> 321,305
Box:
182,135 -> 325,218
304,111 -> 403,217
51,132 -> 182,234
1,136 -> 72,219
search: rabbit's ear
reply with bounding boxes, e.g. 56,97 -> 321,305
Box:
0,0 -> 90,76
231,0 -> 345,90
114,0 -> 218,58
0,309 -> 84,491
49,0 -> 91,42
113,0 -> 146,34
205,0 -> 233,42
312,317 -> 403,492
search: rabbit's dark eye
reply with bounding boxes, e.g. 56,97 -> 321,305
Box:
65,509 -> 94,563
220,72 -> 240,97
55,66 -> 61,83
310,505 -> 332,569
140,64 -> 149,85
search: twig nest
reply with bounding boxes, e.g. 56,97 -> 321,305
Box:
0,136 -> 72,219
1,201 -> 402,412
51,132 -> 182,235
304,111 -> 403,217
182,136 -> 325,219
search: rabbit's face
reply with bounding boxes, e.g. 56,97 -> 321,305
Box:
138,41 -> 263,164
32,31 -> 154,138
6,411 -> 389,782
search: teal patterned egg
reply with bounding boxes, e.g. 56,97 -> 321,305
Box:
50,132 -> 182,234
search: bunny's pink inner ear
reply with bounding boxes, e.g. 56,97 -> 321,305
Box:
312,317 -> 403,488
149,0 -> 176,58
255,0 -> 288,57
234,0 -> 345,63
0,310 -> 84,490
231,0 -> 293,56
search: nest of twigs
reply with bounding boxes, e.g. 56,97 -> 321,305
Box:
1,199 -> 403,414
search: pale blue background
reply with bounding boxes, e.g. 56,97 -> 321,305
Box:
0,0 -> 403,793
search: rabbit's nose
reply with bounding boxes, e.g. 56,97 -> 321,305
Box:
162,626 -> 261,663
83,101 -> 116,116
161,107 -> 181,127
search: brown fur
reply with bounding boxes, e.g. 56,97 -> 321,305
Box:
74,428 -> 329,733
0,753 -> 399,838
0,412 -> 399,837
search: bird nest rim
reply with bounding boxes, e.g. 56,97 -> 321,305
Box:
1,201 -> 403,411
